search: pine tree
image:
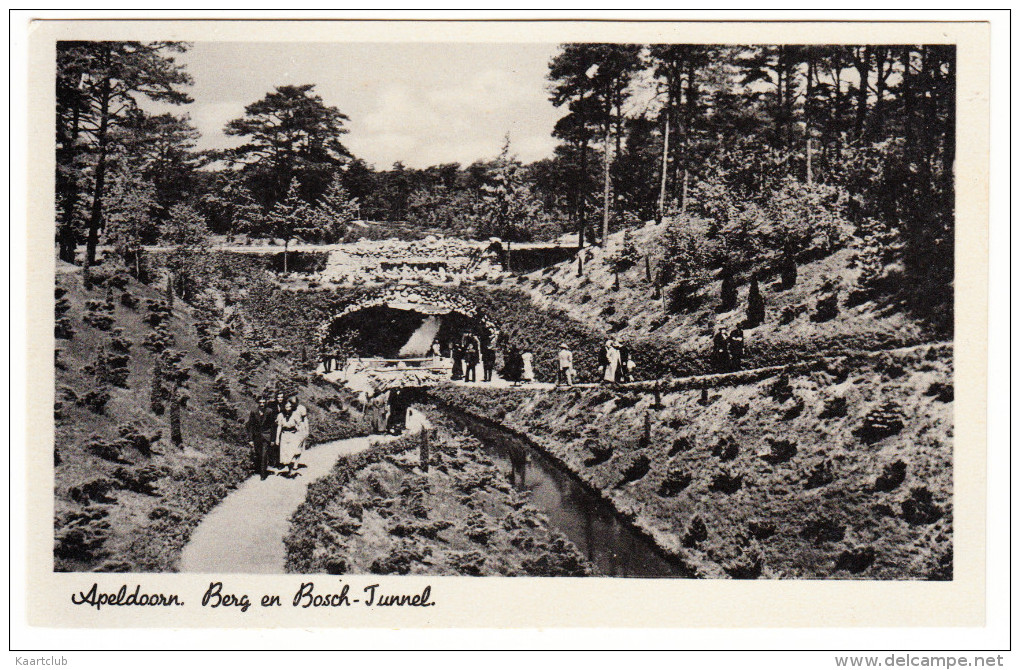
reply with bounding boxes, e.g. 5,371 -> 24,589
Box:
265,180 -> 324,272
56,41 -> 193,266
316,175 -> 360,243
478,136 -> 545,241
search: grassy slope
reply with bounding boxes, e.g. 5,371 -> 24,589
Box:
430,343 -> 953,580
54,265 -> 361,572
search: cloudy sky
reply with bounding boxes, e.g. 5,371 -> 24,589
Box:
157,42 -> 567,170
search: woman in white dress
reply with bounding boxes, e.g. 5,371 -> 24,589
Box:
521,351 -> 535,382
276,393 -> 309,473
603,340 -> 620,384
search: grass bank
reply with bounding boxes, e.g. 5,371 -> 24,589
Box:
429,343 -> 953,580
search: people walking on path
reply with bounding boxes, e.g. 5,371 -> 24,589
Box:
275,390 -> 309,475
246,393 -> 276,480
728,327 -> 745,371
599,340 -> 610,379
603,340 -> 621,385
557,343 -> 574,386
521,351 -> 535,383
482,344 -> 496,382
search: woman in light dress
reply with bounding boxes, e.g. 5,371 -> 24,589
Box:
603,340 -> 621,385
521,351 -> 535,383
276,392 -> 309,473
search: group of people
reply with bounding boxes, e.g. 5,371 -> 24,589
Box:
711,327 -> 745,373
246,386 -> 310,480
500,345 -> 536,385
599,339 -> 634,385
447,334 -> 505,383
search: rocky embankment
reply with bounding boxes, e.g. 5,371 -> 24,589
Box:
429,344 -> 954,580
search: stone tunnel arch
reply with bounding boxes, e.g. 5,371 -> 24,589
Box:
318,285 -> 499,359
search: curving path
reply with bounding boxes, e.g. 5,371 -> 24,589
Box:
178,436 -> 388,574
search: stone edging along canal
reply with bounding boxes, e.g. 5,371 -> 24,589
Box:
419,391 -> 701,578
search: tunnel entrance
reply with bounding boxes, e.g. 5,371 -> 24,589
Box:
318,286 -> 499,363
325,305 -> 493,359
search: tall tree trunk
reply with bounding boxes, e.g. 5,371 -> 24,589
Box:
600,115 -> 611,247
86,74 -> 112,267
57,99 -> 82,263
941,50 -> 956,207
283,238 -> 290,273
806,56 -> 814,185
657,89 -> 671,222
680,170 -> 689,218
870,47 -> 891,140
577,137 -> 589,231
853,46 -> 871,140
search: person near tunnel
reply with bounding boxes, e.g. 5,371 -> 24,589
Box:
451,341 -> 464,380
503,344 -> 524,385
463,333 -> 480,382
481,343 -> 496,382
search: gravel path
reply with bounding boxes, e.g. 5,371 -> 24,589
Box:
178,436 -> 386,573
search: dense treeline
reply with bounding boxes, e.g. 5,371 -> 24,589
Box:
56,41 -> 954,317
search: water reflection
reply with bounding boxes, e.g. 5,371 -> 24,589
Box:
450,412 -> 684,578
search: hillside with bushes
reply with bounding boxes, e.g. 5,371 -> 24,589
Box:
430,342 -> 953,580
53,262 -> 361,572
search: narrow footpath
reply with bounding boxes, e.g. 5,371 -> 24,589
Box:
178,435 -> 388,574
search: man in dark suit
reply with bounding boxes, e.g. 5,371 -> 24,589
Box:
482,344 -> 496,382
247,394 -> 277,480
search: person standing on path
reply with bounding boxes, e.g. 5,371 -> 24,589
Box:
557,343 -> 574,386
503,345 -> 524,385
451,341 -> 464,380
711,329 -> 730,373
521,351 -> 535,383
269,390 -> 285,469
276,391 -> 309,475
246,394 -> 275,480
464,336 -> 480,383
728,327 -> 745,371
603,340 -> 621,385
617,343 -> 632,383
482,344 -> 496,382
